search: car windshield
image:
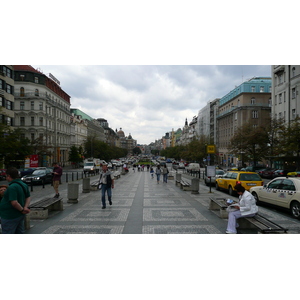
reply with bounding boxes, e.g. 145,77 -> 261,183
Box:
32,170 -> 46,175
239,173 -> 261,181
216,170 -> 225,175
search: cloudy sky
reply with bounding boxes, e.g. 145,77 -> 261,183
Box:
32,65 -> 271,145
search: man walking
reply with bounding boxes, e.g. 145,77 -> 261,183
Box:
52,162 -> 62,198
99,163 -> 115,209
0,167 -> 31,234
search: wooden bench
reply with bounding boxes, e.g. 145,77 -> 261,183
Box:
29,197 -> 63,219
209,197 -> 229,218
238,214 -> 288,234
180,180 -> 192,191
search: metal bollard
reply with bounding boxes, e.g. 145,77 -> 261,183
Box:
175,173 -> 181,187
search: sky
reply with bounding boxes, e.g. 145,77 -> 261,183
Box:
32,65 -> 271,145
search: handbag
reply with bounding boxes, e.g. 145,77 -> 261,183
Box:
98,182 -> 102,190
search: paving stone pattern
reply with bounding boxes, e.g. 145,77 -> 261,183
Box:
26,170 -> 300,234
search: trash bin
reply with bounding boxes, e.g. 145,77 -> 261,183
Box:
191,178 -> 199,194
68,183 -> 79,203
82,177 -> 90,193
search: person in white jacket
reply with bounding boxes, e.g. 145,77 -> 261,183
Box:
226,184 -> 258,234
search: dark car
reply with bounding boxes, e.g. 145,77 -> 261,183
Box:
21,168 -> 53,185
260,168 -> 277,179
273,169 -> 296,177
18,168 -> 37,177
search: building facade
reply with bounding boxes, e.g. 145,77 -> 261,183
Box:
217,77 -> 272,167
14,65 -> 71,167
272,65 -> 300,122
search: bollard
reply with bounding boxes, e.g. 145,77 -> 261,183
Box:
175,173 -> 181,187
82,177 -> 90,193
67,183 -> 79,203
191,178 -> 199,194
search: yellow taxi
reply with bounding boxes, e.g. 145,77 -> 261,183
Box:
215,171 -> 264,196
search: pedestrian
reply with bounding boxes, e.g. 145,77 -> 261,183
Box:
0,167 -> 31,234
138,165 -> 141,172
162,164 -> 169,183
99,163 -> 115,209
150,167 -> 154,179
226,184 -> 258,234
52,162 -> 63,198
155,165 -> 162,184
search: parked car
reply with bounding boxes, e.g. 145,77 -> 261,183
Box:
18,168 -> 37,177
204,169 -> 225,186
215,171 -> 263,196
273,168 -> 296,177
260,168 -> 277,179
0,169 -> 6,180
244,166 -> 266,173
287,171 -> 300,177
250,177 -> 300,219
21,168 -> 53,185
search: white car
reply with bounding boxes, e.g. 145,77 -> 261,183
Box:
250,177 -> 300,219
204,169 -> 225,186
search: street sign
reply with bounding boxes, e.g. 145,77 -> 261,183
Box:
207,145 -> 216,154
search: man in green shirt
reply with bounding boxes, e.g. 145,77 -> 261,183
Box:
0,167 -> 31,234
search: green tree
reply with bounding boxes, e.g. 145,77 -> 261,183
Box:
68,145 -> 83,167
132,146 -> 142,155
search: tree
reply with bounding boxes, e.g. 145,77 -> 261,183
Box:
229,122 -> 269,166
132,146 -> 142,155
68,145 -> 83,167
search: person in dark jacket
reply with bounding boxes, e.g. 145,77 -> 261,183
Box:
52,162 -> 63,198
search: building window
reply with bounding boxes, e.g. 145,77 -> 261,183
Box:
292,88 -> 296,99
31,101 -> 34,110
6,100 -> 12,110
292,109 -> 296,119
20,133 -> 25,140
20,87 -> 25,97
268,98 -> 272,107
279,94 -> 282,104
260,86 -> 264,92
35,89 -> 39,96
39,117 -> 43,126
39,102 -> 43,110
6,117 -> 11,126
20,117 -> 25,126
31,133 -> 35,142
251,86 -> 255,92
6,84 -> 11,94
278,73 -> 283,84
35,77 -> 39,83
251,97 -> 256,105
252,110 -> 258,118
292,67 -> 296,77
0,96 -> 3,107
31,117 -> 35,126
20,101 -> 25,110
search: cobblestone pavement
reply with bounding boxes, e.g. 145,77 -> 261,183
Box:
23,169 -> 300,234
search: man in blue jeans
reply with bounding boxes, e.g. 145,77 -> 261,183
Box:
0,167 -> 31,234
99,164 -> 115,209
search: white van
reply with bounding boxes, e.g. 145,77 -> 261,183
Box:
186,163 -> 200,173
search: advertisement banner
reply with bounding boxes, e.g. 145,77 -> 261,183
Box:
30,155 -> 39,167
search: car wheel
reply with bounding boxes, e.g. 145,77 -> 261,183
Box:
216,182 -> 220,190
229,186 -> 234,196
290,201 -> 300,219
252,192 -> 260,204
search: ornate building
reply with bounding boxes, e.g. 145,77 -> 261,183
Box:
116,128 -> 137,155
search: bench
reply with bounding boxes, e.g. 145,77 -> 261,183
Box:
209,197 -> 288,233
29,197 -> 63,219
238,214 -> 288,234
180,180 -> 192,191
209,197 -> 229,218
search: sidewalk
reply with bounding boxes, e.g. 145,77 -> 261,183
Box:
25,170 -> 300,234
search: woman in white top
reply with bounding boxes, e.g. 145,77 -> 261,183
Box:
226,184 -> 258,234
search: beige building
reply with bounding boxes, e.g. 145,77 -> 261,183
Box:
217,77 -> 272,167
